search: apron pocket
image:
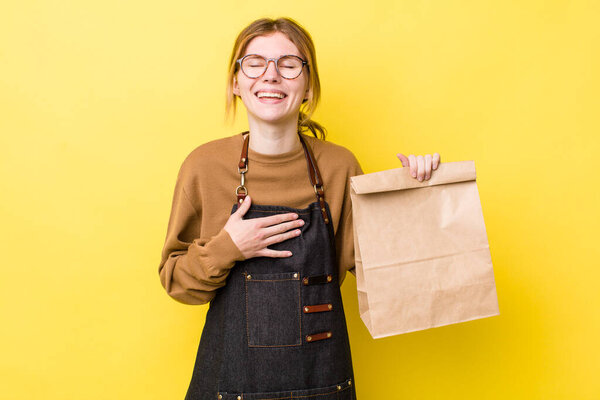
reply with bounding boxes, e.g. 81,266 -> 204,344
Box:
245,271 -> 301,347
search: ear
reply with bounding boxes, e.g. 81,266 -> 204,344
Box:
232,77 -> 240,97
304,87 -> 311,101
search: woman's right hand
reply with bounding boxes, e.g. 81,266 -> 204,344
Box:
224,195 -> 304,259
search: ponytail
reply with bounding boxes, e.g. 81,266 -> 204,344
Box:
298,111 -> 327,140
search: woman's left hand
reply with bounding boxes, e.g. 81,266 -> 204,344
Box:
396,152 -> 441,181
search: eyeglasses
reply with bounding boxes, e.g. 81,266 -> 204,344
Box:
236,54 -> 307,80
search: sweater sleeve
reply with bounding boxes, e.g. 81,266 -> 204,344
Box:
158,166 -> 245,305
335,155 -> 364,286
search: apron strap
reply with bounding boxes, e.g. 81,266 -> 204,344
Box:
299,134 -> 329,224
236,132 -> 250,205
236,131 -> 329,224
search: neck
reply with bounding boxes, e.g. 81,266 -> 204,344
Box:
247,115 -> 301,155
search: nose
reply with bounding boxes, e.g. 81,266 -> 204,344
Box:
262,59 -> 280,81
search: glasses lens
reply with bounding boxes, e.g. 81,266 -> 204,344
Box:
278,56 -> 303,79
241,55 -> 267,78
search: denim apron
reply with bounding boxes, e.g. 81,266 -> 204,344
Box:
185,132 -> 356,400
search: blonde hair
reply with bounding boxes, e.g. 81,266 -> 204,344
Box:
225,17 -> 326,139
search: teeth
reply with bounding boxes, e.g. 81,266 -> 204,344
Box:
257,92 -> 285,99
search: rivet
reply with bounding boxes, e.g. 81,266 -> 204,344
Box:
293,273 -> 298,278
246,274 -> 252,280
337,385 -> 341,390
328,304 -> 332,310
321,207 -> 326,212
237,396 -> 242,400
327,275 -> 332,282
349,379 -> 352,385
241,157 -> 246,162
303,277 -> 308,285
239,198 -> 243,203
307,336 -> 312,342
325,218 -> 329,223
327,332 -> 332,338
218,395 -> 222,399
304,306 -> 309,312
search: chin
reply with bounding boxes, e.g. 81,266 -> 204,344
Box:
251,112 -> 297,124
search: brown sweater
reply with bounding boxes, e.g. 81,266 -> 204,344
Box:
158,132 -> 364,305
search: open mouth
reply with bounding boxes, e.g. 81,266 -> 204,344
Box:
255,90 -> 287,99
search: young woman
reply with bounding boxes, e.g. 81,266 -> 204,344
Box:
159,17 -> 440,400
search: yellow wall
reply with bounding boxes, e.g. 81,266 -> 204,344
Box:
1,1 -> 598,398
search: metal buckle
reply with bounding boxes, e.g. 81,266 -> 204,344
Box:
236,185 -> 247,196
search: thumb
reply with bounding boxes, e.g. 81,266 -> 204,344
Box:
235,194 -> 251,217
396,153 -> 409,168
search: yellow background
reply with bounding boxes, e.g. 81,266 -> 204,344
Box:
1,0 -> 598,399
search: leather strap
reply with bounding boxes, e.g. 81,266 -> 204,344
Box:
305,331 -> 332,342
238,131 -> 250,170
303,303 -> 333,313
302,274 -> 333,285
236,132 -> 250,205
236,132 -> 329,224
298,134 -> 329,224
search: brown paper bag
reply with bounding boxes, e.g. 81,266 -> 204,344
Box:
350,160 -> 499,338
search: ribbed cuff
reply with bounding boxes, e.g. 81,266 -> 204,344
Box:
204,228 -> 245,271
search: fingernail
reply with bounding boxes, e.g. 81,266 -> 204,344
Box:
288,251 -> 293,256
418,177 -> 423,181
412,172 -> 416,177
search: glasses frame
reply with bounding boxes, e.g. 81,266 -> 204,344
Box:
236,54 -> 308,80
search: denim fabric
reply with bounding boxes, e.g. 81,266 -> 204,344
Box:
185,201 -> 356,400
217,377 -> 353,400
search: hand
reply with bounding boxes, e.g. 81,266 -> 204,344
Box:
396,152 -> 441,181
223,195 -> 304,259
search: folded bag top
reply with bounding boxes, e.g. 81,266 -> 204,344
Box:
350,160 -> 476,194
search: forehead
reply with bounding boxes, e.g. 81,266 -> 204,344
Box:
244,32 -> 302,58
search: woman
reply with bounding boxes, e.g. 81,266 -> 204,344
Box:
159,17 -> 440,399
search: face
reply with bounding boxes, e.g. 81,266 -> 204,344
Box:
233,32 -> 310,127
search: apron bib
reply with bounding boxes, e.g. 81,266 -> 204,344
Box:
185,133 -> 356,400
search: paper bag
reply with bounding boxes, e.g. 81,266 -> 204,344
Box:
350,160 -> 499,338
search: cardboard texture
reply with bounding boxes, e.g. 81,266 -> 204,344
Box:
350,160 -> 499,339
